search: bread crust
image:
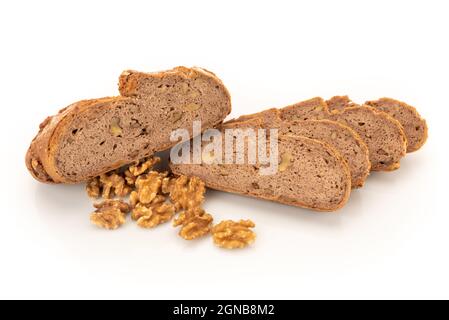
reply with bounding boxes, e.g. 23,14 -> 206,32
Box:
26,97 -> 124,183
26,67 -> 231,184
171,119 -> 352,212
224,109 -> 371,188
329,106 -> 408,171
281,119 -> 371,188
365,97 -> 428,153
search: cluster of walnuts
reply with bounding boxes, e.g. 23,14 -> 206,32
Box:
87,157 -> 256,249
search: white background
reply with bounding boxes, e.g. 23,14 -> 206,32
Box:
0,0 -> 448,300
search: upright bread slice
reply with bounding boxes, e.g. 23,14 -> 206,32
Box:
279,97 -> 329,121
26,66 -> 231,184
327,106 -> 407,171
170,120 -> 352,211
365,98 -> 428,152
279,120 -> 370,188
226,110 -> 370,187
279,98 -> 408,171
326,96 -> 358,113
226,108 -> 282,126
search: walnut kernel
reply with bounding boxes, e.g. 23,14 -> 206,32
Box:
279,152 -> 293,172
184,103 -> 201,111
127,157 -> 161,177
110,117 -> 123,137
90,200 -> 130,230
179,212 -> 213,240
136,203 -> 176,229
212,220 -> 256,249
170,175 -> 206,211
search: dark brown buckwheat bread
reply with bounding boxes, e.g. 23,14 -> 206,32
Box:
26,67 -> 231,184
365,98 -> 428,153
171,120 -> 352,212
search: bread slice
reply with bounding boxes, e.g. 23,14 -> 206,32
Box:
327,106 -> 407,171
279,120 -> 370,188
278,98 -> 408,171
279,97 -> 329,121
26,66 -> 231,184
226,108 -> 282,126
326,95 -> 358,113
365,98 -> 428,152
225,106 -> 370,187
170,120 -> 352,212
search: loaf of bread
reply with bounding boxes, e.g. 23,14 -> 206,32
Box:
171,119 -> 352,212
26,67 -> 231,183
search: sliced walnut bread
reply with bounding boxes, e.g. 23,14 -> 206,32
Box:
171,120 -> 352,212
26,67 -> 231,184
328,96 -> 428,153
279,120 -> 370,187
365,98 -> 428,152
279,97 -> 408,171
228,108 -> 370,187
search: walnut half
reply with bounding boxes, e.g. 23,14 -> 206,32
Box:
212,220 -> 256,249
90,200 -> 131,230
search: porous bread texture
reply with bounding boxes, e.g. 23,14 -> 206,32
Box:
226,108 -> 282,127
224,106 -> 371,187
279,97 -> 329,121
365,98 -> 428,152
278,97 -> 407,171
170,120 -> 352,212
327,107 -> 407,171
26,66 -> 231,184
280,120 -> 371,188
326,96 -> 358,113
328,96 -> 428,153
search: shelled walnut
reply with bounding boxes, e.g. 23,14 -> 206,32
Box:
127,157 -> 161,177
170,175 -> 206,211
86,172 -> 131,199
212,220 -> 256,249
136,203 -> 176,229
90,200 -> 131,230
179,211 -> 214,240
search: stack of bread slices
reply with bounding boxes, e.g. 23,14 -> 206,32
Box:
26,67 -> 427,212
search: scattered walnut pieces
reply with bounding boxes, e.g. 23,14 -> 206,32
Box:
84,163 -> 256,249
90,200 -> 131,230
85,157 -> 161,199
86,176 -> 101,198
127,157 -> 161,177
86,172 -> 132,199
178,209 -> 214,240
169,176 -> 212,240
170,175 -> 206,211
161,177 -> 175,195
136,202 -> 176,229
130,171 -> 168,206
212,220 -> 256,249
100,172 -> 132,198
